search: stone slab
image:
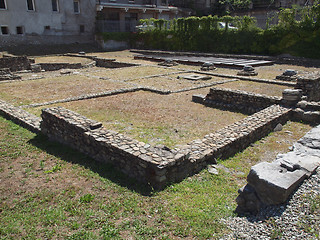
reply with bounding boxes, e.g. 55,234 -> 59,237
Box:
247,161 -> 307,205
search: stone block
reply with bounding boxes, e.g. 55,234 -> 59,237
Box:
192,94 -> 205,104
247,161 -> 307,205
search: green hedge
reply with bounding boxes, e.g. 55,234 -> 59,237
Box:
133,2 -> 320,59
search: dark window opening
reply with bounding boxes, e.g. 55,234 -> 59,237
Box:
0,0 -> 6,9
44,25 -> 51,30
52,0 -> 58,12
107,12 -> 119,20
1,26 -> 9,35
16,26 -> 23,34
27,0 -> 34,11
73,0 -> 80,13
80,25 -> 85,33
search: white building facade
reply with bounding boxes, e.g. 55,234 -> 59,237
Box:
0,0 -> 96,47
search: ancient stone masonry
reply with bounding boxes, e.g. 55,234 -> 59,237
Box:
0,56 -> 32,72
39,63 -> 83,71
39,104 -> 291,189
296,72 -> 320,101
166,105 -> 292,183
40,106 -> 176,188
0,100 -> 41,133
276,69 -> 298,81
194,71 -> 296,87
64,53 -> 98,60
0,68 -> 21,81
94,57 -> 139,68
236,124 -> 320,215
203,87 -> 282,114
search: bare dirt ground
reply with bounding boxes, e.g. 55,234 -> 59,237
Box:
34,56 -> 93,65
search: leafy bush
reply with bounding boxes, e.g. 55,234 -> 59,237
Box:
129,2 -> 320,59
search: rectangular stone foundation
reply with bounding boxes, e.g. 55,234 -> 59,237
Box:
40,105 -> 292,189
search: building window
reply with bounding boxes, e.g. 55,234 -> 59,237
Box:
1,26 -> 9,35
0,0 -> 6,10
44,25 -> 51,30
52,0 -> 59,12
80,25 -> 85,33
16,26 -> 24,34
73,0 -> 80,13
27,0 -> 35,11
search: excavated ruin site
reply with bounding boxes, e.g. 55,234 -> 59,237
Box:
1,50 -> 320,237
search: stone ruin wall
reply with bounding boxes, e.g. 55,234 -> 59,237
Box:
0,100 -> 41,133
94,57 -> 139,68
39,104 -> 291,189
0,99 -> 293,189
203,87 -> 282,114
296,72 -> 320,102
38,63 -> 83,71
0,56 -> 31,72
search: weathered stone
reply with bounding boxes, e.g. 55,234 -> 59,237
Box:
178,74 -> 211,81
208,165 -> 219,175
283,69 -> 297,76
247,161 -> 307,205
192,94 -> 205,104
274,123 -> 283,132
282,89 -> 302,103
200,62 -> 216,71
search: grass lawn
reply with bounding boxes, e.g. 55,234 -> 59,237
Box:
0,116 -> 311,239
0,75 -> 130,106
28,89 -> 246,147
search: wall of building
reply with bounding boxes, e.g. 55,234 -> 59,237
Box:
97,0 -> 181,32
0,0 -> 96,46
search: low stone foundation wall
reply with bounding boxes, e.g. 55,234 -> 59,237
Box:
0,56 -> 31,72
204,87 -> 281,114
94,58 -> 139,68
39,104 -> 291,188
296,72 -> 320,101
0,100 -> 40,133
39,63 -> 83,71
40,107 -> 174,188
0,68 -> 21,81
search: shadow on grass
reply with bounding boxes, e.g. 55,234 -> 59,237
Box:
28,133 -> 155,196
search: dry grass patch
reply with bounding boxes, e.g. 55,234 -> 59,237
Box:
212,64 -> 320,80
129,75 -> 227,91
87,50 -> 158,65
87,65 -> 180,81
31,90 -> 246,147
217,80 -> 291,97
0,75 -> 130,105
34,56 -> 92,65
254,64 -> 320,80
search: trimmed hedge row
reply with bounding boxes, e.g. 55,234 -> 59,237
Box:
129,4 -> 320,58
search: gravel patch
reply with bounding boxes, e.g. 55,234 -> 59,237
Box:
221,169 -> 320,240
